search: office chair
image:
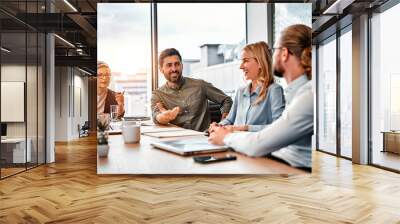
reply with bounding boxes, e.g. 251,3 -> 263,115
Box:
79,121 -> 90,138
208,101 -> 223,123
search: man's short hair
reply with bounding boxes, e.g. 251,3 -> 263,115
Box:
159,48 -> 182,67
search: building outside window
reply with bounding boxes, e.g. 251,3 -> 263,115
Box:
98,3 -> 152,117
157,3 -> 246,97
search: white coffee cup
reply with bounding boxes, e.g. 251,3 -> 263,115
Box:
122,121 -> 140,143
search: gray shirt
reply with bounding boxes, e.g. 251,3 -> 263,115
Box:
151,77 -> 233,131
223,75 -> 313,168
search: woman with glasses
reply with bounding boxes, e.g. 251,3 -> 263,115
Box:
97,61 -> 125,119
209,41 -> 285,133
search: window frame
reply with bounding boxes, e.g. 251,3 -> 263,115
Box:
315,22 -> 353,161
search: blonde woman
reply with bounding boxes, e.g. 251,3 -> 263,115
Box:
210,41 -> 285,132
209,24 -> 313,170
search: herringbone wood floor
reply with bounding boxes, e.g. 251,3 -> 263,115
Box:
1,136 -> 400,223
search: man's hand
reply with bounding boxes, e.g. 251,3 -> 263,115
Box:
208,126 -> 233,145
155,102 -> 167,113
208,122 -> 219,133
156,106 -> 180,124
115,91 -> 125,117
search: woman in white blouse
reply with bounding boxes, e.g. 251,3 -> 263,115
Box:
209,24 -> 313,170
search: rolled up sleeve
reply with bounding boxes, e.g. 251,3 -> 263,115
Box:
150,91 -> 162,124
223,89 -> 313,157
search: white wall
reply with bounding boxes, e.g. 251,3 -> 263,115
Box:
55,67 -> 89,141
1,65 -> 29,137
1,64 -> 46,163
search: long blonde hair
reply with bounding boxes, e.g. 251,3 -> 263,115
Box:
243,41 -> 274,105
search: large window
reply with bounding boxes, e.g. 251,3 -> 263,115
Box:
339,28 -> 352,158
371,2 -> 400,171
98,3 -> 313,116
316,27 -> 353,159
97,3 -> 152,117
317,36 -> 337,154
157,3 -> 246,96
273,3 -> 312,87
273,3 -> 312,45
98,3 -> 246,117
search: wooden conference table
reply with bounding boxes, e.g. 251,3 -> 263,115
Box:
97,123 -> 306,175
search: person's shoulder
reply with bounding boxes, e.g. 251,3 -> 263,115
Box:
107,88 -> 116,96
298,81 -> 313,93
185,77 -> 203,84
154,84 -> 168,93
295,81 -> 313,102
269,82 -> 284,91
184,77 -> 209,88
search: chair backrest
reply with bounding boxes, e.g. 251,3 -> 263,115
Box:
82,121 -> 90,130
208,101 -> 222,123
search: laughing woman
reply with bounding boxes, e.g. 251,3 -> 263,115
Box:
209,41 -> 285,133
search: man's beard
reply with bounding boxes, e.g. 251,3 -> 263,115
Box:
168,72 -> 182,83
273,62 -> 284,78
274,69 -> 284,78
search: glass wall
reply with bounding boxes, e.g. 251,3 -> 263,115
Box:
339,27 -> 352,158
1,31 -> 28,178
97,3 -> 152,118
0,1 -> 46,179
317,35 -> 337,154
27,30 -> 38,169
157,3 -> 246,97
371,2 -> 400,171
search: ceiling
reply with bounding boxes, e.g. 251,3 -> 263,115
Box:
311,0 -> 390,43
0,0 -> 99,74
0,0 -> 393,73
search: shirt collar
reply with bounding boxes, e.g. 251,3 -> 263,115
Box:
243,82 -> 261,97
285,74 -> 308,94
166,77 -> 186,90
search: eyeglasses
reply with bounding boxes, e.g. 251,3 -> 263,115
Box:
98,74 -> 111,79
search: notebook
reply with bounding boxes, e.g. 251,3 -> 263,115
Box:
150,137 -> 230,155
143,129 -> 206,138
141,127 -> 186,134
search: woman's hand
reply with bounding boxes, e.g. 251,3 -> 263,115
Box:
115,91 -> 125,117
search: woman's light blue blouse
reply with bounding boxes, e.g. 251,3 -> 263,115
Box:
220,82 -> 285,131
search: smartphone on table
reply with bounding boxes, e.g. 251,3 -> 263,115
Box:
193,154 -> 237,164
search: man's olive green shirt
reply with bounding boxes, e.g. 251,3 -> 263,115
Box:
151,77 -> 233,131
